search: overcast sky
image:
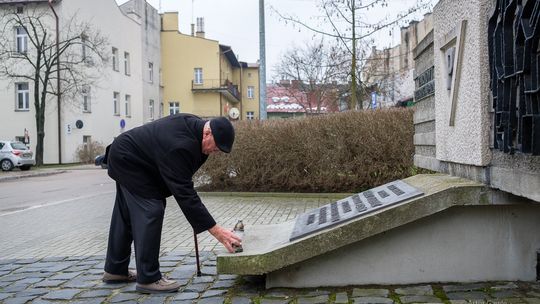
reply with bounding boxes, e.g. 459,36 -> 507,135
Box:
116,0 -> 438,81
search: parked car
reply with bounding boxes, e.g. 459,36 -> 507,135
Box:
0,140 -> 35,171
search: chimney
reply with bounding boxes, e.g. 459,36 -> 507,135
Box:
196,17 -> 205,38
191,23 -> 195,36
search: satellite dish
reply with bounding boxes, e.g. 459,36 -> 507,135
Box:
228,107 -> 240,120
75,120 -> 84,129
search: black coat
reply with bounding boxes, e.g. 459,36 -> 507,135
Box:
106,114 -> 216,233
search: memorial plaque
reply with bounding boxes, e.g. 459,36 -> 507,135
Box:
290,180 -> 424,241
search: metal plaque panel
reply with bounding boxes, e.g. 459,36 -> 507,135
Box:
289,180 -> 424,242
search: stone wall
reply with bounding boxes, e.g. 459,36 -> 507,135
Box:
413,30 -> 438,171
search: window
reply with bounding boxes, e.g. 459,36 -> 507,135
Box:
16,6 -> 23,14
81,34 -> 87,61
247,86 -> 255,99
0,142 -> 4,149
124,52 -> 130,75
248,72 -> 252,78
169,102 -> 179,115
194,68 -> 203,84
16,82 -> 29,111
125,94 -> 131,117
246,111 -> 254,120
159,102 -> 163,118
15,26 -> 27,53
82,86 -> 91,112
148,62 -> 153,83
113,92 -> 120,115
83,135 -> 91,152
149,99 -> 154,121
112,47 -> 119,71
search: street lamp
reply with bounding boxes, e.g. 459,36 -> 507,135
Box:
48,0 -> 61,164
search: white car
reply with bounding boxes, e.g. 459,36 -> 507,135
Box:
0,140 -> 35,171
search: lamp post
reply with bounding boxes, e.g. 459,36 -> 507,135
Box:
48,0 -> 61,164
259,0 -> 267,120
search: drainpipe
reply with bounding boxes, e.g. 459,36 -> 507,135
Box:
48,0 -> 61,164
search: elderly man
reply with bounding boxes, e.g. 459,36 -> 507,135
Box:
101,114 -> 241,293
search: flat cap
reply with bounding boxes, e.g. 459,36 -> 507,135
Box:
210,117 -> 235,153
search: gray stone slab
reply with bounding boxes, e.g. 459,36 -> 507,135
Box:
139,295 -> 170,304
23,272 -> 49,278
197,297 -> 225,304
109,292 -> 141,302
33,279 -> 66,288
297,295 -> 329,304
4,296 -> 37,304
14,258 -> 40,264
15,288 -> 49,297
68,298 -> 108,304
492,290 -> 522,298
443,283 -> 487,293
212,280 -> 236,289
42,289 -> 83,300
63,278 -> 98,288
184,283 -> 210,293
0,293 -> 13,301
160,261 -> 180,267
399,295 -> 442,303
193,275 -> 215,284
2,283 -> 31,292
352,288 -> 390,297
304,290 -> 331,297
49,271 -> 83,280
395,285 -> 434,295
94,281 -> 128,289
492,282 -> 519,290
40,257 -> 66,262
260,299 -> 290,304
446,291 -> 489,300
352,297 -> 394,304
217,274 -> 238,280
174,292 -> 199,300
14,277 -> 43,285
335,292 -> 349,304
201,289 -> 227,298
231,297 -> 252,304
265,289 -> 294,298
525,298 -> 540,304
64,265 -> 92,272
77,289 -> 114,298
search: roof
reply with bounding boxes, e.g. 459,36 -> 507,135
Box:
219,45 -> 241,68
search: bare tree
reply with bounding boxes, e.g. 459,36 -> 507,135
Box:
271,0 -> 433,110
274,40 -> 346,114
0,4 -> 109,165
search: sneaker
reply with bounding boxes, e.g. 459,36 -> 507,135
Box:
136,277 -> 181,294
102,269 -> 137,283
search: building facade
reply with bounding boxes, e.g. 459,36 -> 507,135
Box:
160,12 -> 260,120
362,13 -> 433,109
120,0 -> 162,123
0,0 -> 145,164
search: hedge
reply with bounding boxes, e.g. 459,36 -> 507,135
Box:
197,108 -> 414,193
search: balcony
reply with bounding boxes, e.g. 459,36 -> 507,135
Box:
192,79 -> 241,103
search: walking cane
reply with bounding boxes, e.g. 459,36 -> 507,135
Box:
194,230 -> 202,277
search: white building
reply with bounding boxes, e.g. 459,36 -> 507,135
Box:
0,0 -> 153,164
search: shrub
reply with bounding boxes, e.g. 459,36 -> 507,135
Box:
75,140 -> 105,164
197,108 -> 414,193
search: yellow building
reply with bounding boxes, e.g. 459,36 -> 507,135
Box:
160,13 -> 260,120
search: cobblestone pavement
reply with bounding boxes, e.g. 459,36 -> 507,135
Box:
2,178 -> 540,303
1,251 -> 540,303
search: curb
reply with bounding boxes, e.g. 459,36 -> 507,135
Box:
198,191 -> 354,200
0,170 -> 67,182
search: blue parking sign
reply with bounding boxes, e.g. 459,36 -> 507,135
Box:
371,92 -> 377,109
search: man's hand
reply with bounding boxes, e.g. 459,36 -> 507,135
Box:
208,224 -> 242,253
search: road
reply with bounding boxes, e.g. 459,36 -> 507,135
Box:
0,169 -> 115,216
0,168 -> 325,259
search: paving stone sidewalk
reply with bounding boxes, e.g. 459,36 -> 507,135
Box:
1,251 -> 540,304
2,189 -> 540,303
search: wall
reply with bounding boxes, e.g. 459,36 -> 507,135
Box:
0,0 -> 144,164
433,0 -> 492,166
161,13 -> 221,118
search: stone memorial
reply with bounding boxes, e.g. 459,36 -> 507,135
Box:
218,0 -> 540,288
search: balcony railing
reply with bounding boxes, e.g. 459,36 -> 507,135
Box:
192,79 -> 241,103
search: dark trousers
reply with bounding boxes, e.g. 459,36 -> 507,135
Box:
104,182 -> 166,284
